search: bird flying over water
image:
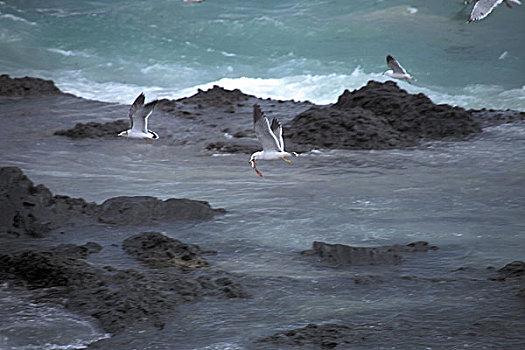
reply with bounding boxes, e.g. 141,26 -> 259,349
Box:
118,93 -> 159,140
383,55 -> 414,81
467,0 -> 521,22
249,105 -> 297,177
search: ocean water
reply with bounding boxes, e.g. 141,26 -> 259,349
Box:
1,0 -> 525,108
1,1 -> 525,349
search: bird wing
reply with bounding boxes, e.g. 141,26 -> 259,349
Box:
469,0 -> 504,21
386,55 -> 408,75
253,104 -> 281,152
270,118 -> 285,151
129,93 -> 145,129
129,95 -> 157,134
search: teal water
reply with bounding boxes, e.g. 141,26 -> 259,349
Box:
1,0 -> 524,108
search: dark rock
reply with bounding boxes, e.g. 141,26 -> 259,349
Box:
177,85 -> 253,107
387,241 -> 439,252
258,323 -> 357,348
0,167 -> 97,237
470,109 -> 525,128
0,74 -> 62,96
301,241 -> 437,266
54,120 -> 129,139
287,80 -> 482,150
122,232 -> 210,268
490,261 -> 525,281
205,140 -> 260,154
0,167 -> 225,236
98,196 -> 225,225
304,241 -> 403,265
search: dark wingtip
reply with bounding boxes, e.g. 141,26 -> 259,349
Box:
253,104 -> 263,122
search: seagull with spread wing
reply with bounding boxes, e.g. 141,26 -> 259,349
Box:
383,55 -> 414,81
249,104 -> 297,177
118,93 -> 159,140
467,0 -> 521,22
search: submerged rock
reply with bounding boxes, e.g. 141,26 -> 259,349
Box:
54,120 -> 128,139
287,80 -> 482,150
257,323 -> 360,349
0,74 -> 62,96
0,167 -> 225,237
301,241 -> 437,266
123,232 -> 211,268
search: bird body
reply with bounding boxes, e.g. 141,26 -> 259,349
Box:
384,55 -> 414,81
118,93 -> 159,140
249,105 -> 296,176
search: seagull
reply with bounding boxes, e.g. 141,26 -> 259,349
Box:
383,55 -> 414,81
118,93 -> 159,140
249,104 -> 297,177
467,0 -> 521,22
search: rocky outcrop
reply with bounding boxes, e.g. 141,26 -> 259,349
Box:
0,233 -> 249,334
0,167 -> 97,236
287,81 -> 482,150
122,232 -> 212,268
98,196 -> 224,225
54,120 -> 128,138
301,241 -> 438,266
0,167 -> 224,237
0,74 -> 62,96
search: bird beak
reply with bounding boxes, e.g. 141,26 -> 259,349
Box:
249,159 -> 254,168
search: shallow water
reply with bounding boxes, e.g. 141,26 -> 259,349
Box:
0,95 -> 524,348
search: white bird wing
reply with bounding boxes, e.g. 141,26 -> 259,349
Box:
128,93 -> 145,130
270,118 -> 285,152
253,104 -> 281,152
386,55 -> 408,75
469,0 -> 504,21
129,93 -> 157,134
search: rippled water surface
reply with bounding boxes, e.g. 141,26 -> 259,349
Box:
0,98 -> 524,348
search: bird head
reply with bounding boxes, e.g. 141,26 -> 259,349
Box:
117,130 -> 128,137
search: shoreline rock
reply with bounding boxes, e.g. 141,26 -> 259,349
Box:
0,166 -> 225,237
0,232 -> 249,335
301,241 -> 438,266
286,81 -> 482,150
0,74 -> 63,96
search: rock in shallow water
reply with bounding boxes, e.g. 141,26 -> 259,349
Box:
0,167 -> 225,237
301,240 -> 438,266
287,80 -> 482,150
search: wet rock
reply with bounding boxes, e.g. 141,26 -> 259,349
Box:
470,109 -> 525,128
0,167 -> 225,236
122,232 -> 211,268
0,167 -> 97,237
302,241 -> 403,265
0,239 -> 248,334
54,120 -> 128,138
0,74 -> 62,96
258,323 -> 358,349
301,241 -> 437,266
205,140 -> 260,154
98,196 -> 225,225
287,80 -> 482,150
178,85 -> 254,107
490,261 -> 525,281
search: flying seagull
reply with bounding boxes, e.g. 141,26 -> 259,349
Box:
383,55 -> 414,81
249,104 -> 297,177
467,0 -> 521,22
118,93 -> 159,140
